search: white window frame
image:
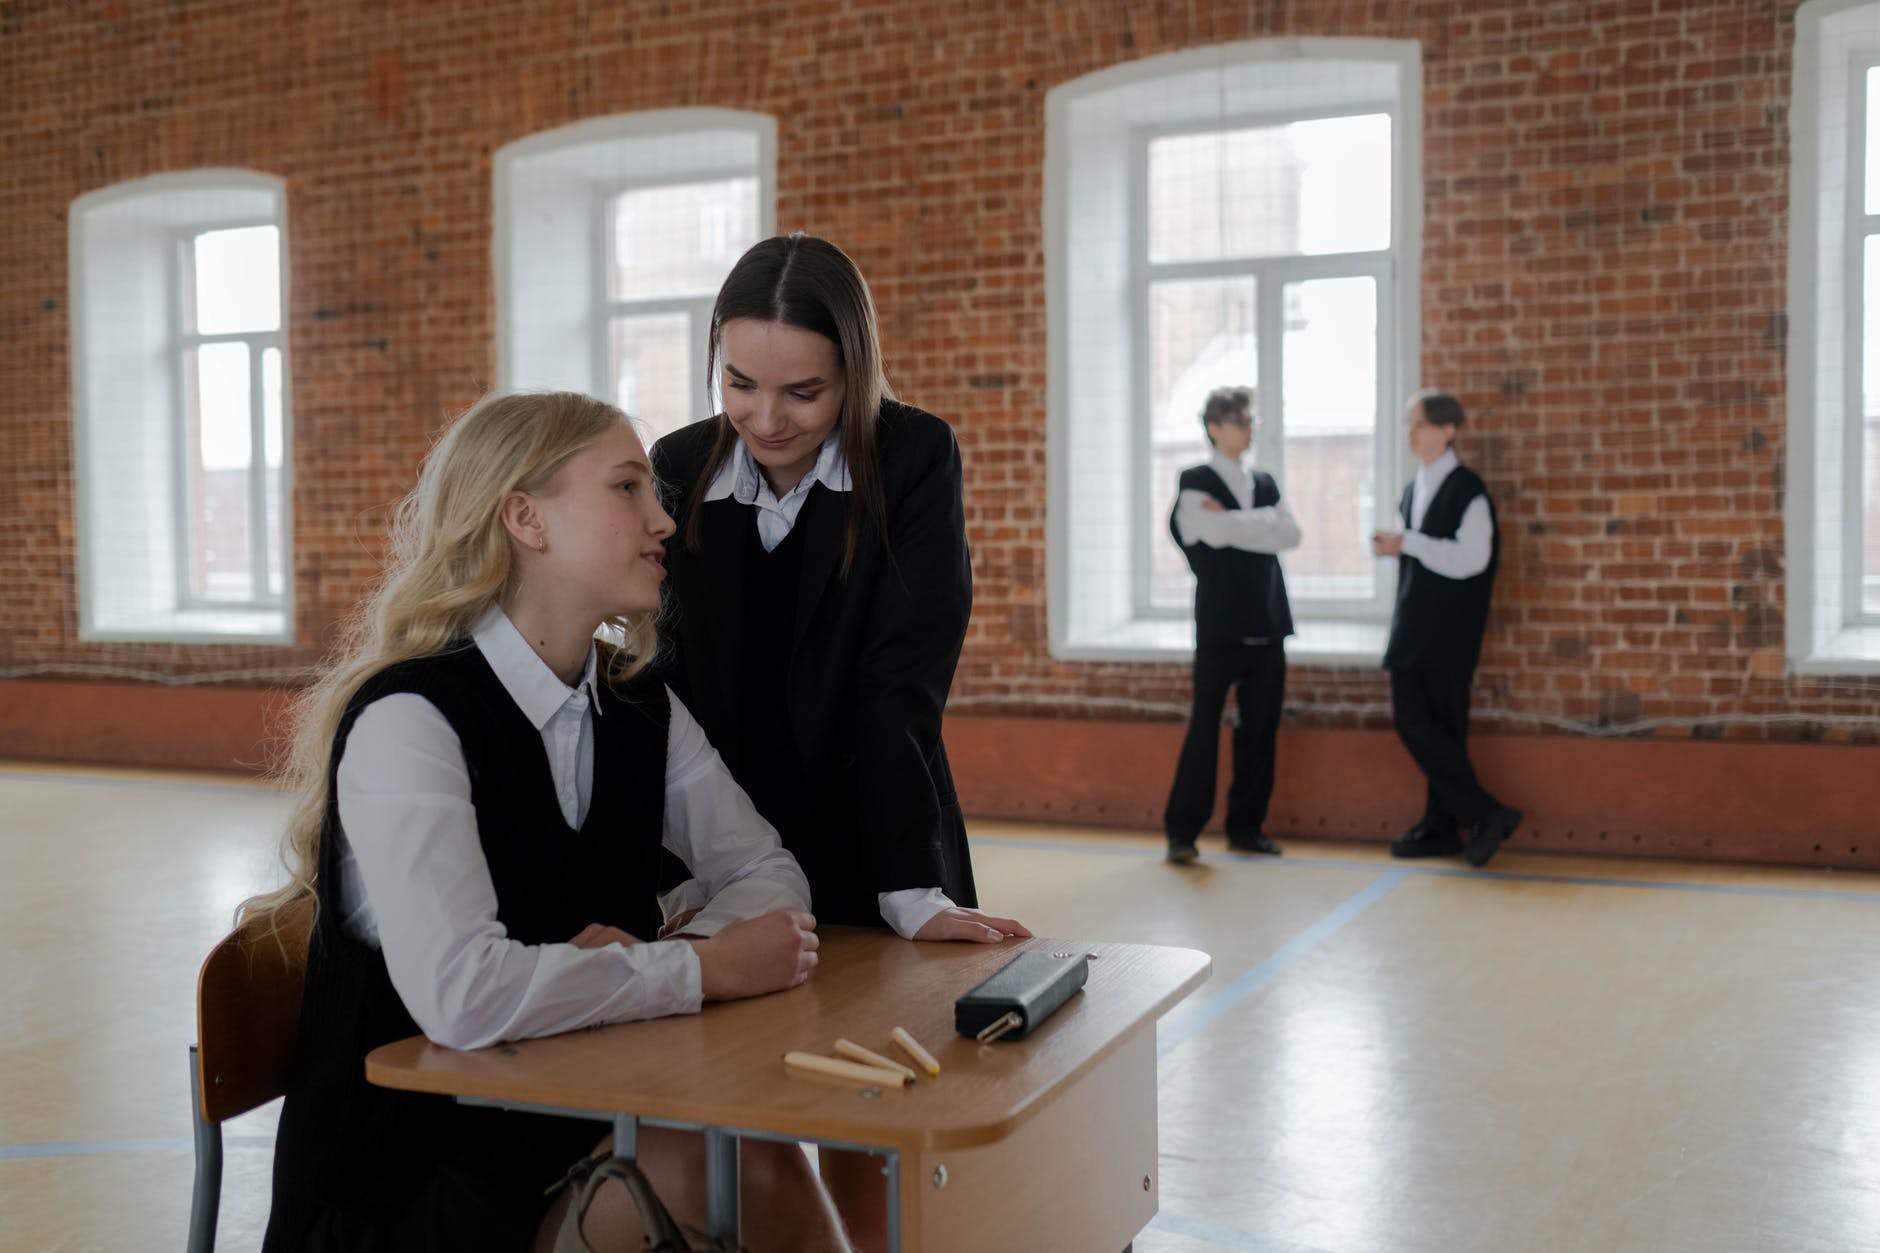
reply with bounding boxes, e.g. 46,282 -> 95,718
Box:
1789,0 -> 1880,672
1129,111 -> 1397,624
1046,39 -> 1422,665
172,222 -> 286,613
69,170 -> 294,643
592,165 -> 759,427
495,109 -> 775,426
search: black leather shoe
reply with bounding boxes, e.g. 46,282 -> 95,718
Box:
1226,831 -> 1282,856
1166,837 -> 1200,864
1467,807 -> 1524,867
1390,823 -> 1461,859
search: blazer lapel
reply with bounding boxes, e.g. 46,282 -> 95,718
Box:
793,484 -> 847,654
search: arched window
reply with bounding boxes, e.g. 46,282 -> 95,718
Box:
495,109 -> 775,445
70,170 -> 293,641
1045,40 -> 1421,662
1789,0 -> 1880,672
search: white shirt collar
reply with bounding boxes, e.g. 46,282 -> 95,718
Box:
703,434 -> 852,507
1417,448 -> 1459,488
1207,448 -> 1248,482
470,605 -> 600,731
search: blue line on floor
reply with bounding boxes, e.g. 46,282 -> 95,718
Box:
970,835 -> 1880,904
1409,864 -> 1880,902
1146,1208 -> 1340,1252
1155,867 -> 1412,1062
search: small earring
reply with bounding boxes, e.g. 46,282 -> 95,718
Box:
535,537 -> 547,553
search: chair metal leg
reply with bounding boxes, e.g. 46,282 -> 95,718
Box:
187,1044 -> 222,1253
703,1126 -> 739,1243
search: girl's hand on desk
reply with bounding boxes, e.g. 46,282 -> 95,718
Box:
689,909 -> 820,1001
569,923 -> 644,950
913,908 -> 1033,944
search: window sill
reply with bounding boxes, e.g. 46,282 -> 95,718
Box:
1790,625 -> 1880,675
1052,617 -> 1388,666
82,606 -> 292,645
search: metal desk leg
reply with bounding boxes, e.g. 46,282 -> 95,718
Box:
611,1113 -> 638,1161
883,1149 -> 901,1253
704,1126 -> 739,1242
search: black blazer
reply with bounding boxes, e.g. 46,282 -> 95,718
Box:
651,400 -> 978,925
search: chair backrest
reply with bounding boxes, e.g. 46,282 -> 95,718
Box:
194,893 -> 315,1125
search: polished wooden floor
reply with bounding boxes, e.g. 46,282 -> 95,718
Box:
5,762 -> 1880,1252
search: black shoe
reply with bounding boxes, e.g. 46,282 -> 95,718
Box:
1467,807 -> 1524,868
1390,823 -> 1462,859
1166,837 -> 1200,864
1226,831 -> 1282,856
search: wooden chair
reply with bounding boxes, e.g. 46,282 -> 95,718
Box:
188,894 -> 313,1253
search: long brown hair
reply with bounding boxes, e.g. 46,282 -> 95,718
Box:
241,391 -> 659,936
685,233 -> 890,575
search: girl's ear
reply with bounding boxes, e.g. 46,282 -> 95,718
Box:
499,490 -> 545,553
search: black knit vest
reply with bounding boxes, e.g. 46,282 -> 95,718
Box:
1169,463 -> 1295,647
1382,465 -> 1500,674
263,643 -> 669,1249
737,512 -> 811,834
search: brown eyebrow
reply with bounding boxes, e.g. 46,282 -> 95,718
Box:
723,361 -> 829,390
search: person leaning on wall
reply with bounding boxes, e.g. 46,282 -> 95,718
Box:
1371,389 -> 1523,868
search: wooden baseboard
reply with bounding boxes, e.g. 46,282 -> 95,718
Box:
4,680 -> 1875,870
943,714 -> 1880,871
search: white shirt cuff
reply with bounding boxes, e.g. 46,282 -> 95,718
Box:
879,887 -> 954,939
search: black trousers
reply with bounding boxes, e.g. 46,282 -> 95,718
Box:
1164,642 -> 1285,841
1388,666 -> 1499,831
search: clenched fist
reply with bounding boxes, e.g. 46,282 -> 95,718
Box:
688,910 -> 819,1001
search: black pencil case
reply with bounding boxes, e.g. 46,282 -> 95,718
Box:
954,950 -> 1089,1041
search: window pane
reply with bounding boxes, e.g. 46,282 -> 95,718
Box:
1283,276 -> 1378,601
611,312 -> 694,445
262,347 -> 286,599
1147,276 -> 1257,611
1148,113 -> 1390,264
192,226 -> 281,334
186,341 -> 255,601
609,177 -> 759,302
1865,234 -> 1880,616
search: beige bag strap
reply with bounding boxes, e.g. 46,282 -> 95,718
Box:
549,1152 -> 740,1253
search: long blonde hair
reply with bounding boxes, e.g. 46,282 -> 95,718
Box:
241,391 -> 659,934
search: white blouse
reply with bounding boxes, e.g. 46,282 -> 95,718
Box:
333,606 -> 811,1050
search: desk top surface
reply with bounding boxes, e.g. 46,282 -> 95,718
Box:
366,929 -> 1209,1151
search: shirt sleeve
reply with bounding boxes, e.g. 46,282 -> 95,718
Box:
878,887 -> 955,939
656,696 -> 937,937
336,693 -> 704,1051
661,689 -> 813,937
1174,489 -> 1304,554
1399,494 -> 1494,580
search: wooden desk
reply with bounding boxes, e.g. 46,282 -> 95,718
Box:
367,929 -> 1209,1251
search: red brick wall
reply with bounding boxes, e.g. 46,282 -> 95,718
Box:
2,0 -> 1875,760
